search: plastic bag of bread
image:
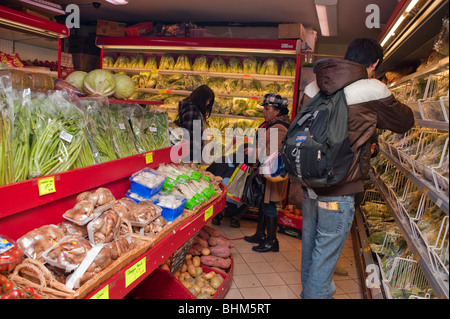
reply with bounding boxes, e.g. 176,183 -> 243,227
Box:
63,188 -> 116,225
17,224 -> 66,262
43,235 -> 92,272
65,236 -> 131,289
124,200 -> 162,227
87,209 -> 121,245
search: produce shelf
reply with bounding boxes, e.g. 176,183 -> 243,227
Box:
85,191 -> 226,299
0,141 -> 188,239
351,208 -> 385,299
379,148 -> 449,215
369,169 -> 449,299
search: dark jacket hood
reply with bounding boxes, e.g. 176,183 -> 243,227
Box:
313,58 -> 368,95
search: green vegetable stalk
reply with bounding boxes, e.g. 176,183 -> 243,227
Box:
12,89 -> 31,182
0,75 -> 15,186
109,104 -> 139,158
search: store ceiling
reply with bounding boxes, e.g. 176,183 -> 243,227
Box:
49,0 -> 399,47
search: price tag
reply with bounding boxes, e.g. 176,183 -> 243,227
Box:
204,205 -> 214,221
38,176 -> 56,196
251,96 -> 259,100
158,89 -> 172,94
90,285 -> 109,299
243,74 -> 251,78
125,257 -> 146,287
151,69 -> 159,74
145,152 -> 153,164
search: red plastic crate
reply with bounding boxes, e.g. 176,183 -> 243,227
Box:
126,261 -> 233,299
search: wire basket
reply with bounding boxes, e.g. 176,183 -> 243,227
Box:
383,256 -> 432,299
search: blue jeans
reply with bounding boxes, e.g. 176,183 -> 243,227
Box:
300,191 -> 355,299
261,202 -> 278,218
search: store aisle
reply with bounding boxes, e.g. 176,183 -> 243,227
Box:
207,217 -> 364,299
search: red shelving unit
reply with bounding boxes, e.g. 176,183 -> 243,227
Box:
0,140 -> 229,299
95,36 -> 303,119
0,5 -> 69,78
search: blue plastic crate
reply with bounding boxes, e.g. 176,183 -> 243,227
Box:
151,194 -> 187,222
129,168 -> 166,199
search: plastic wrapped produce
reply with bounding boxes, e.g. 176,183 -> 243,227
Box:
174,54 -> 192,71
0,73 -> 14,185
192,55 -> 209,72
209,57 -> 227,73
226,57 -> 243,73
243,56 -> 260,74
159,54 -> 175,70
109,104 -> 139,158
17,225 -> 65,262
43,235 -> 92,272
259,58 -> 279,75
144,55 -> 158,69
87,209 -> 121,245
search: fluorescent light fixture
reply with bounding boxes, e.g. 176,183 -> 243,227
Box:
314,0 -> 338,37
106,0 -> 129,5
405,0 -> 419,12
381,15 -> 405,46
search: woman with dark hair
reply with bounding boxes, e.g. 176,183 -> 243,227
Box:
175,85 -> 215,161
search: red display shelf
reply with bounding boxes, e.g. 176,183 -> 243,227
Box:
108,99 -> 164,105
127,262 -> 233,299
85,191 -> 226,299
0,5 -> 69,78
0,5 -> 69,38
0,142 -> 187,240
95,36 -> 302,119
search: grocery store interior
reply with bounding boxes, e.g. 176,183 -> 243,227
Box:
0,0 -> 448,301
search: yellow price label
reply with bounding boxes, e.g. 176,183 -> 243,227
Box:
38,176 -> 56,196
125,257 -> 146,287
90,285 -> 109,299
151,69 -> 159,74
145,152 -> 153,164
204,205 -> 214,221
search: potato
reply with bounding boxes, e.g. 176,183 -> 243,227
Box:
192,284 -> 202,294
180,263 -> 188,273
187,264 -> 197,277
192,256 -> 201,267
160,263 -> 170,271
180,280 -> 192,289
210,274 -> 223,289
203,271 -> 215,280
186,254 -> 192,260
196,293 -> 211,299
196,266 -> 203,276
201,248 -> 210,256
188,287 -> 198,297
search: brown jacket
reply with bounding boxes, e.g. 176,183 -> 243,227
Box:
260,122 -> 289,203
301,59 -> 415,196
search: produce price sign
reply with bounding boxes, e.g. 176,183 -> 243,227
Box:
38,176 -> 56,196
125,257 -> 146,287
90,285 -> 109,299
204,205 -> 214,221
145,152 -> 153,164
170,232 -> 198,276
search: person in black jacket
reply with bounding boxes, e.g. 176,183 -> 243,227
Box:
175,85 -> 215,162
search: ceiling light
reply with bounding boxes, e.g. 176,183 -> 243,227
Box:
314,0 -> 338,37
105,0 -> 129,5
381,15 -> 405,47
405,0 -> 419,12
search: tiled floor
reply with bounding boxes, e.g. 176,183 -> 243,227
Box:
207,216 -> 364,299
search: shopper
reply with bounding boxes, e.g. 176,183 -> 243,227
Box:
243,93 -> 291,253
298,38 -> 415,299
175,84 -> 215,162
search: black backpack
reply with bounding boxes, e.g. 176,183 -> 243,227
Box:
281,89 -> 354,188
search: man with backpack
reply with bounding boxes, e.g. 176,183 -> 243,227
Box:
284,38 -> 414,299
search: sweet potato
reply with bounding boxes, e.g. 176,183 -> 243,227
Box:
194,236 -> 209,248
208,236 -> 218,246
202,225 -> 220,237
198,228 -> 210,240
200,255 -> 231,269
209,244 -> 230,258
215,236 -> 234,248
187,246 -> 201,256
